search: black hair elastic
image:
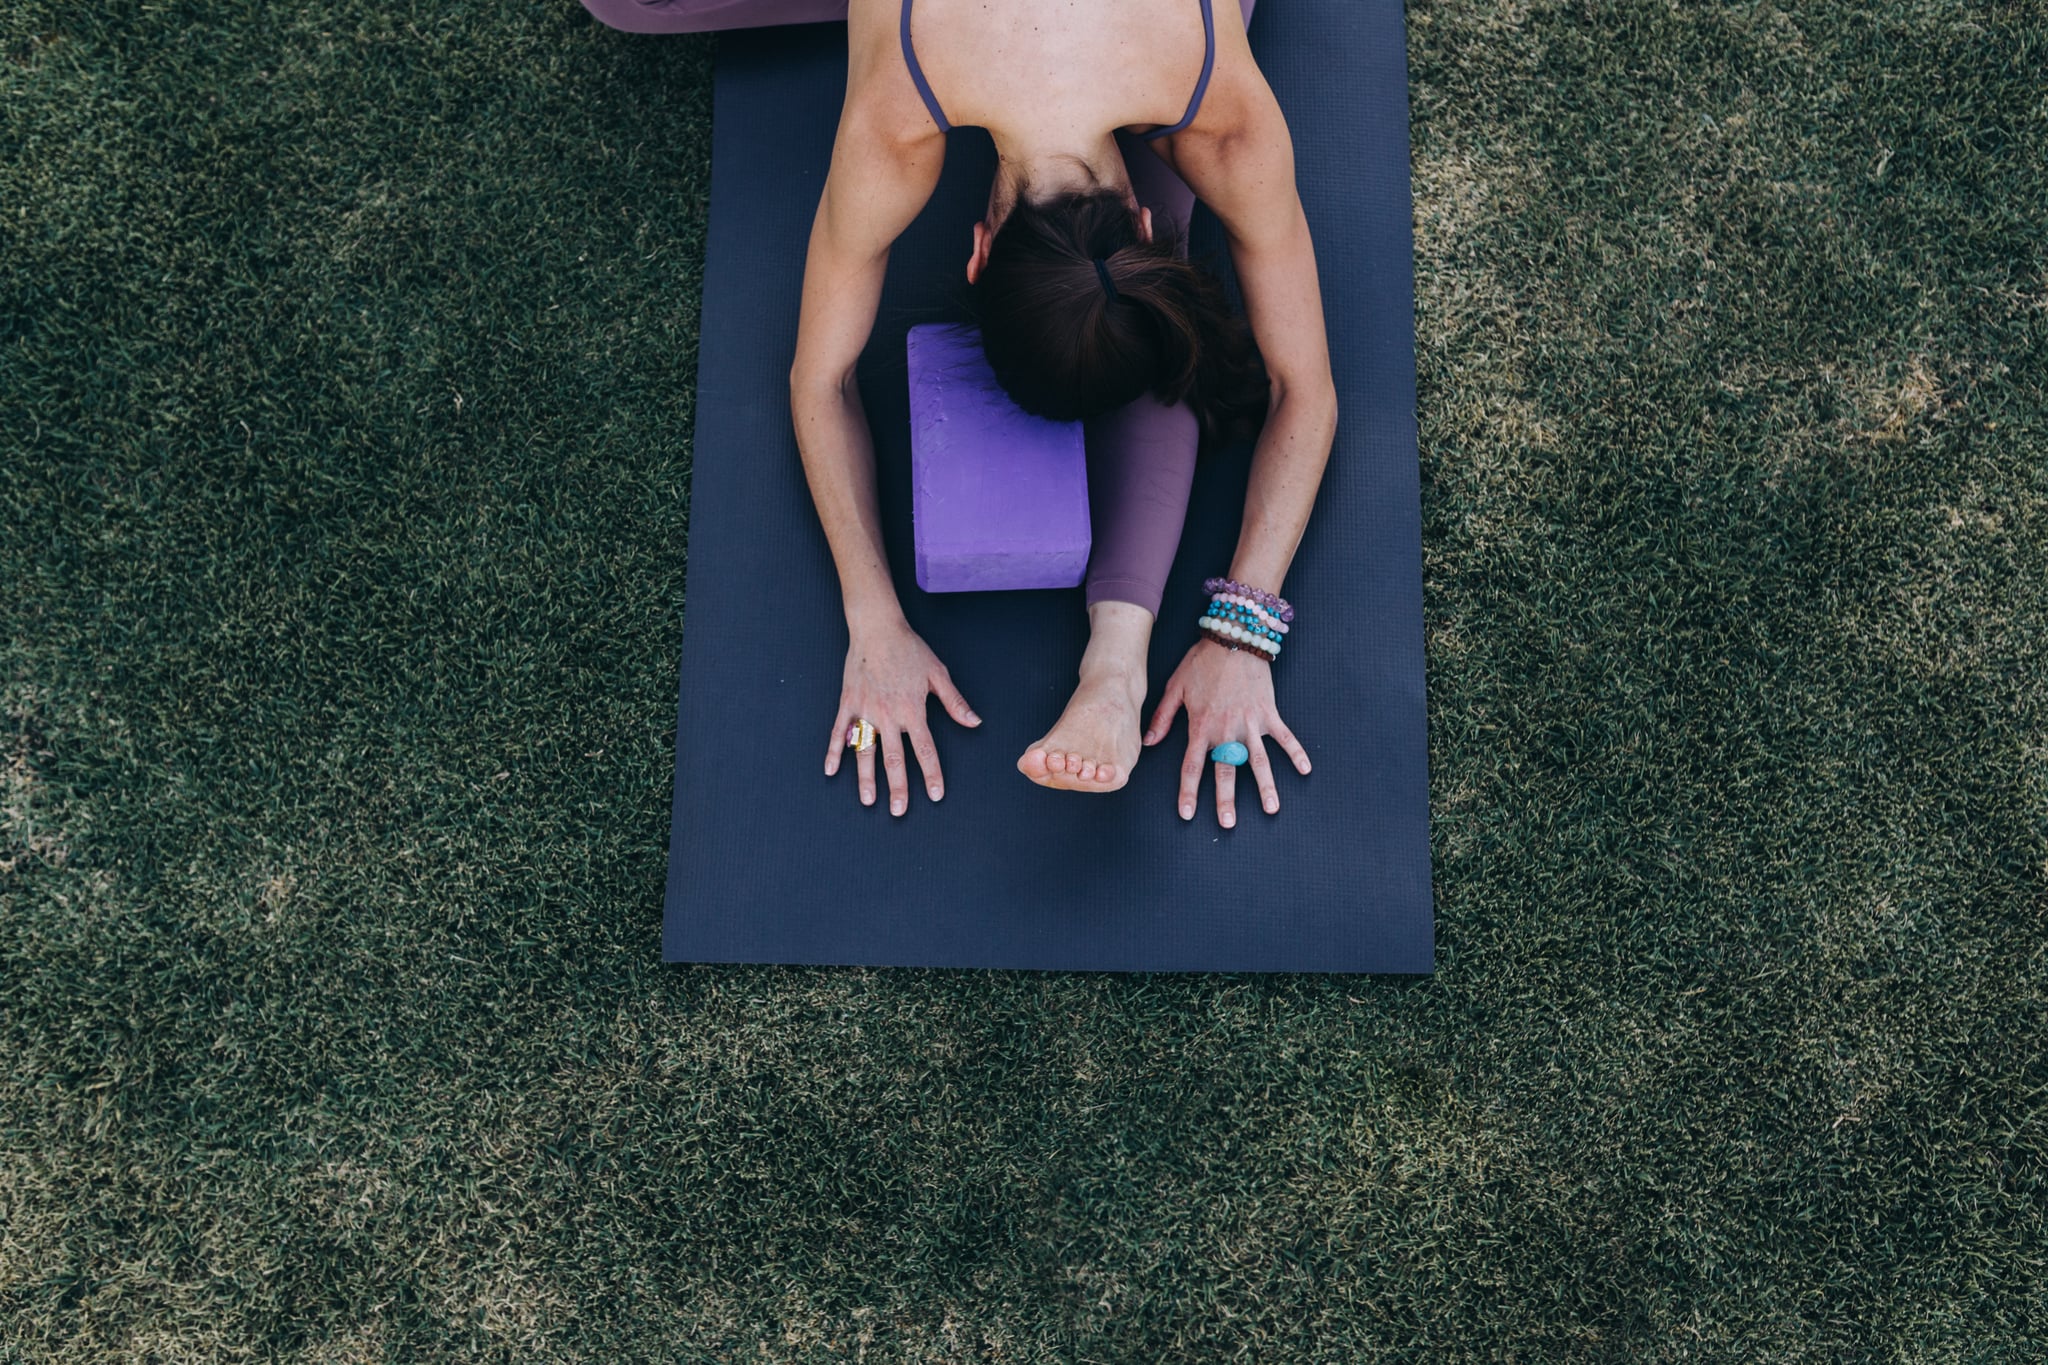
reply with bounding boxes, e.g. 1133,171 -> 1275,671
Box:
1092,255 -> 1120,303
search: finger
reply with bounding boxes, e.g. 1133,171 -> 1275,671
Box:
929,667 -> 982,728
880,727 -> 911,816
857,736 -> 877,807
826,706 -> 850,776
907,719 -> 945,802
1145,673 -> 1186,746
1214,758 -> 1238,829
1267,715 -> 1312,775
1177,737 -> 1206,821
1247,732 -> 1279,815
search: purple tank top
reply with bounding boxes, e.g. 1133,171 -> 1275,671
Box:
900,0 -> 1217,142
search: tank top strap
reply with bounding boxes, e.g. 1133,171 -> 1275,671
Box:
900,0 -> 953,132
1136,0 -> 1217,143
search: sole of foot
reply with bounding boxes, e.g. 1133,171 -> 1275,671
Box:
1017,670 -> 1147,794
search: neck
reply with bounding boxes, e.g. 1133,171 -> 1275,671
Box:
987,130 -> 1133,225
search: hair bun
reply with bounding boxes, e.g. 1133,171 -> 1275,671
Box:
974,186 -> 1267,442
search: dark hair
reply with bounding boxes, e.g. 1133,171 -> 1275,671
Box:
971,186 -> 1269,447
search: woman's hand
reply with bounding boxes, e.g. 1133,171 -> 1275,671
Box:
824,619 -> 981,815
1142,638 -> 1311,827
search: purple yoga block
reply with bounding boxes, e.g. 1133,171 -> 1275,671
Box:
908,323 -> 1090,593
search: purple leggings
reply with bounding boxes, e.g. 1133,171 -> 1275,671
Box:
584,0 -> 1257,617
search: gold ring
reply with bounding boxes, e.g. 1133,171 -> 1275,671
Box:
845,718 -> 876,753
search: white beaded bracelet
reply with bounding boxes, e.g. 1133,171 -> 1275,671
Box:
1198,615 -> 1282,656
1218,593 -> 1290,635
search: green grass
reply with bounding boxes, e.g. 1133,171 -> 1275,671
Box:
2,0 -> 2044,1358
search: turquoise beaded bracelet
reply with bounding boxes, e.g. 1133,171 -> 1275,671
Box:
1198,607 -> 1282,658
1206,599 -> 1284,645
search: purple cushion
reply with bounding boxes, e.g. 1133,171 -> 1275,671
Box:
908,323 -> 1090,593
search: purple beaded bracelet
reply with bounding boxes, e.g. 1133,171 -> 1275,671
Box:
1203,576 -> 1294,624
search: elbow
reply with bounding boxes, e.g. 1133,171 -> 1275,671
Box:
789,358 -> 857,408
1308,373 -> 1338,432
788,363 -> 822,417
788,360 -> 815,404
1269,366 -> 1338,435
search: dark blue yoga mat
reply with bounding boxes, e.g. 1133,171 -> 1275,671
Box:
663,0 -> 1430,973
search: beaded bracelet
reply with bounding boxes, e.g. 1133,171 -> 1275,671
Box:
1202,599 -> 1285,651
1211,592 -> 1289,635
1198,615 -> 1281,658
1203,576 -> 1294,624
1200,624 -> 1277,658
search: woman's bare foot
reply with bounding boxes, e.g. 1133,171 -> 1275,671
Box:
1018,667 -> 1147,792
1018,600 -> 1152,793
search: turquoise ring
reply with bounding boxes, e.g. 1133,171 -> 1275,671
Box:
1209,741 -> 1250,767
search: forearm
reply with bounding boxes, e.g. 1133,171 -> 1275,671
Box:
789,372 -> 907,637
1226,377 -> 1339,597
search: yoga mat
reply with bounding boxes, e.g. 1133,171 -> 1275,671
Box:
662,0 -> 1430,973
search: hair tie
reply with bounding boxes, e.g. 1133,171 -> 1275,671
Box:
1092,255 -> 1120,303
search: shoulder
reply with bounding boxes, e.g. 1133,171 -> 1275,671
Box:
1145,27 -> 1297,243
809,2 -> 947,253
1154,51 -> 1298,246
843,0 -> 950,147
805,10 -> 948,261
1148,34 -> 1330,391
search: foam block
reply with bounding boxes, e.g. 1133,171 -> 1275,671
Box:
908,322 -> 1090,593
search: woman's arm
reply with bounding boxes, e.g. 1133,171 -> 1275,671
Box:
1151,56 -> 1338,601
788,89 -> 945,634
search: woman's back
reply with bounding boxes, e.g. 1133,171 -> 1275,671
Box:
883,0 -> 1218,144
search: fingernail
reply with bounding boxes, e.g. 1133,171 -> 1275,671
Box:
967,712 -> 981,724
929,785 -> 942,800
1265,798 -> 1278,813
1179,803 -> 1193,819
892,799 -> 905,815
1223,816 -> 1235,829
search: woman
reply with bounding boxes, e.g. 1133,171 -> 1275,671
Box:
583,0 -> 1335,829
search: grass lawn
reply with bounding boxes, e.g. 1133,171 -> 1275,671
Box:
3,0 -> 2044,1358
